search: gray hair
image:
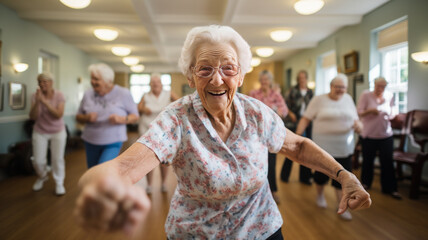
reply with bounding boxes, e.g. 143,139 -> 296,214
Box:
89,63 -> 115,83
330,73 -> 348,86
259,70 -> 274,83
374,76 -> 388,85
178,25 -> 252,80
151,72 -> 162,81
37,72 -> 54,82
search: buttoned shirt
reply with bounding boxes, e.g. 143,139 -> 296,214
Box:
138,91 -> 286,239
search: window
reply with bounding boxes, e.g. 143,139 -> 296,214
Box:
129,73 -> 172,103
38,50 -> 59,88
377,44 -> 408,113
315,51 -> 337,95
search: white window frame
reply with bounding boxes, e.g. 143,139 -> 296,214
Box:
129,73 -> 172,103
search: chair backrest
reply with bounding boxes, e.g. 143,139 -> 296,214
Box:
408,110 -> 428,152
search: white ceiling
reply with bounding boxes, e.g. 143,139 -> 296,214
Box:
0,0 -> 389,73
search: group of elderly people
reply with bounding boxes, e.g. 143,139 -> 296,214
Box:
27,21 -> 407,238
69,25 -> 377,239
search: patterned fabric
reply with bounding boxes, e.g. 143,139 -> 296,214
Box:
249,89 -> 288,118
138,91 -> 287,239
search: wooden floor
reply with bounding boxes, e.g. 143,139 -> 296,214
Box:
1,132 -> 428,240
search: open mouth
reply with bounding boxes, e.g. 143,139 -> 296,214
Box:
208,90 -> 227,96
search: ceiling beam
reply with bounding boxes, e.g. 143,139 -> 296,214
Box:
232,15 -> 362,27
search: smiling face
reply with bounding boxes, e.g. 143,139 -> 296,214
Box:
374,81 -> 387,97
189,42 -> 243,117
259,74 -> 272,91
37,76 -> 53,94
90,70 -> 111,96
329,79 -> 347,100
297,71 -> 308,89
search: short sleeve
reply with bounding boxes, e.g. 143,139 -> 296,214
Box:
137,109 -> 182,164
259,103 -> 287,153
303,95 -> 319,120
122,89 -> 138,115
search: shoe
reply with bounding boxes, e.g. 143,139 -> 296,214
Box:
272,192 -> 281,204
161,184 -> 167,193
390,192 -> 402,200
146,186 -> 152,194
316,195 -> 327,208
33,176 -> 49,191
55,184 -> 66,196
339,210 -> 353,221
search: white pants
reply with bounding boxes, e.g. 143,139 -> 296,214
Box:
31,129 -> 67,185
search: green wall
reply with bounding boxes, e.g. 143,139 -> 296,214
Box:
0,4 -> 98,153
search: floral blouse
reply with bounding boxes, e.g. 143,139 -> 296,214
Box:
138,91 -> 287,239
249,89 -> 288,118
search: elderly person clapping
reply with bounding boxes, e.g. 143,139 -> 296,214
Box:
74,26 -> 370,239
76,63 -> 139,168
296,73 -> 363,221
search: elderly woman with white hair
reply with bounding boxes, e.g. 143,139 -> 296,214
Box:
357,77 -> 401,199
296,73 -> 363,221
30,72 -> 67,195
76,63 -> 139,168
74,26 -> 370,239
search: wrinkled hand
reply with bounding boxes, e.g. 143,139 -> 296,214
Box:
87,112 -> 98,123
74,177 -> 151,237
353,120 -> 363,134
338,172 -> 371,214
36,89 -> 48,105
109,114 -> 126,124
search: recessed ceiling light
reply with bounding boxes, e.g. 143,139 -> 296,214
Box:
93,28 -> 118,41
123,57 -> 139,66
130,64 -> 145,73
251,58 -> 261,67
256,48 -> 274,58
294,0 -> 325,15
270,30 -> 293,42
60,0 -> 91,9
112,47 -> 131,57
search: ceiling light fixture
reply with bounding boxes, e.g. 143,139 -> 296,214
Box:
93,28 -> 118,41
59,0 -> 91,9
112,47 -> 131,57
123,57 -> 139,66
294,0 -> 325,15
256,48 -> 274,58
251,58 -> 261,67
130,64 -> 145,73
13,63 -> 29,73
411,51 -> 428,64
270,30 -> 293,42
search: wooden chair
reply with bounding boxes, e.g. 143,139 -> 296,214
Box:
351,113 -> 406,170
393,110 -> 428,199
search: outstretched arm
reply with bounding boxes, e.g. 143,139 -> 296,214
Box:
75,143 -> 160,236
279,129 -> 371,213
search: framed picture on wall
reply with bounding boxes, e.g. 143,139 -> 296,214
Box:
9,82 -> 26,110
344,51 -> 358,74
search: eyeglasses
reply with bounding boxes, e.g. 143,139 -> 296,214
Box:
193,64 -> 240,78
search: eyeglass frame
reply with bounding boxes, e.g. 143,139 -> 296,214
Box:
192,64 -> 241,79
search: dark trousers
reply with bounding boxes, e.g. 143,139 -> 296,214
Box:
268,152 -> 278,192
314,155 -> 352,189
266,228 -> 283,240
280,124 -> 312,182
361,137 -> 397,193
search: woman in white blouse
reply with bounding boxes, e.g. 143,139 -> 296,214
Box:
296,73 -> 363,221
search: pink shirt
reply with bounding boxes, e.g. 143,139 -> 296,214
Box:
357,90 -> 394,139
138,92 -> 286,239
32,91 -> 65,134
249,89 -> 288,118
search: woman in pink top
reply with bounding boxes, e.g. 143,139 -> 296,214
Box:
249,70 -> 288,203
29,73 -> 67,196
357,77 -> 401,199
